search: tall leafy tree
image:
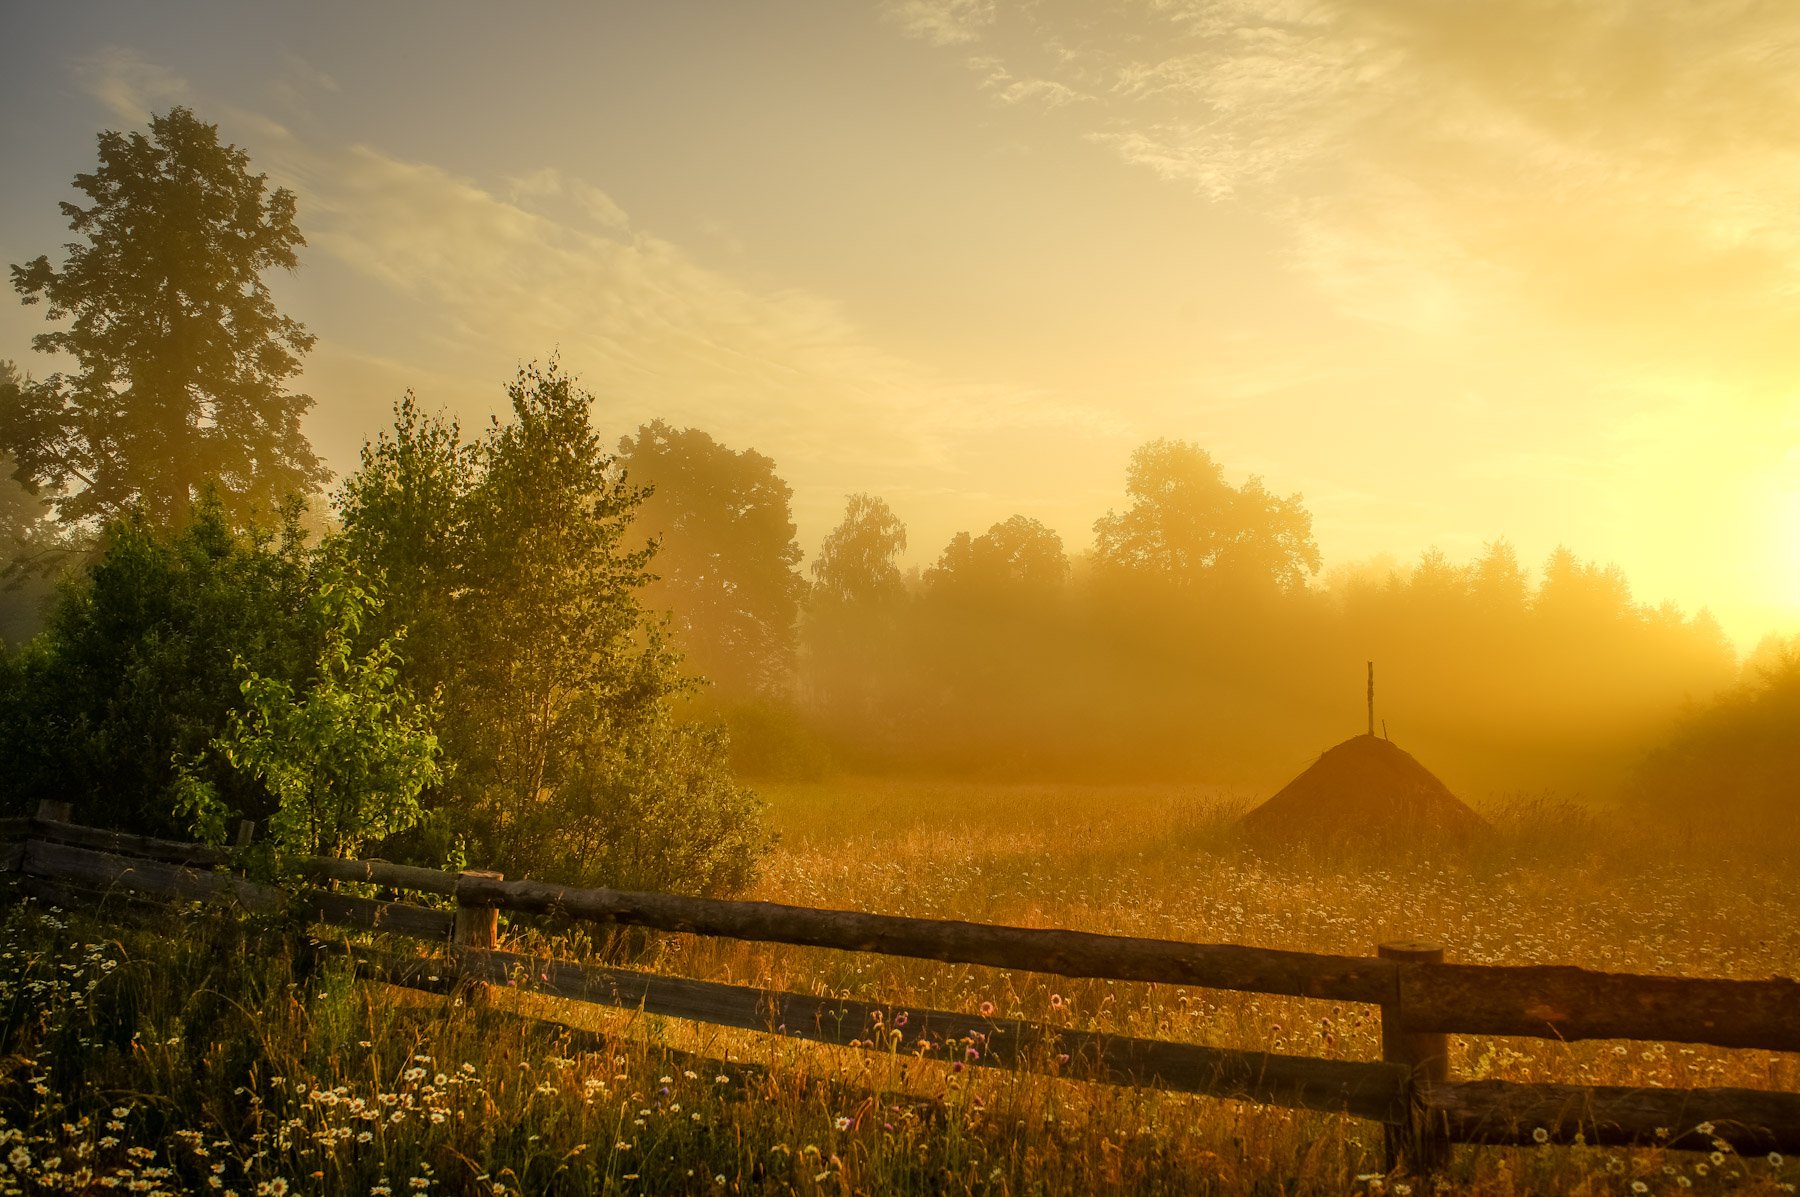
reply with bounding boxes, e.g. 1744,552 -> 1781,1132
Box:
617,420 -> 806,697
338,363 -> 771,893
924,515 -> 1067,604
7,107 -> 325,529
811,493 -> 907,607
804,494 -> 908,727
1092,439 -> 1320,594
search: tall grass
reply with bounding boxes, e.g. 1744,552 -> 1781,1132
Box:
2,778 -> 1797,1194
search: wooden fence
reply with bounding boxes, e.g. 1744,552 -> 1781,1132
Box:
3,804 -> 1797,1174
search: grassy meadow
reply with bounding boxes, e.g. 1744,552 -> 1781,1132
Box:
3,776 -> 1799,1195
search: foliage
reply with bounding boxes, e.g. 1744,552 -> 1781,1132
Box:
200,565 -> 444,857
6,106 -> 325,529
0,360 -> 64,647
1092,438 -> 1320,594
803,495 -> 910,741
0,494 -> 315,833
1631,633 -> 1800,816
617,419 -> 808,698
811,493 -> 907,607
924,514 -> 1068,604
0,362 -> 51,558
338,362 -> 771,892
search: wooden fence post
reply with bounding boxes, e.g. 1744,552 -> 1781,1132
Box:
36,799 -> 73,824
454,870 -> 503,1003
1380,941 -> 1450,1176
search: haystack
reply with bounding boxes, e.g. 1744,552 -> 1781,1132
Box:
1239,733 -> 1487,847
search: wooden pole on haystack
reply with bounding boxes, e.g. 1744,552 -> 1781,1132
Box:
1367,661 -> 1374,736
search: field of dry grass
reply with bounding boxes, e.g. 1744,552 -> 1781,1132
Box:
2,776 -> 1797,1194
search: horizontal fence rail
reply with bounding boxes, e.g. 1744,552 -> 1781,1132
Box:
451,872 -> 1401,1005
357,945 -> 1413,1123
5,807 -> 1799,1167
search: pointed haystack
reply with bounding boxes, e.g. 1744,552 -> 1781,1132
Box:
1239,733 -> 1487,846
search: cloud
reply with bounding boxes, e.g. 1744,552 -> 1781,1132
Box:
893,0 -> 1800,359
267,54 -> 341,112
883,0 -> 998,46
69,50 -> 1110,541
73,47 -> 192,124
967,55 -> 1090,109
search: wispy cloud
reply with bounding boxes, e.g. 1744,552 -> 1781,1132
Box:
883,0 -> 998,46
893,0 -> 1800,357
74,47 -> 191,124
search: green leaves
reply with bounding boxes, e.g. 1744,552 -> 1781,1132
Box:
212,568 -> 444,859
337,362 -> 771,893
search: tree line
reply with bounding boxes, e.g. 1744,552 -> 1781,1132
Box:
1,108 -> 1788,889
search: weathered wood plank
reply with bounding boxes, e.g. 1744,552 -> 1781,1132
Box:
1401,962 -> 1800,1053
296,856 -> 462,896
22,839 -> 278,910
28,819 -> 233,867
29,818 -> 464,896
453,875 -> 1400,1005
360,944 -> 1412,1123
22,841 -> 455,941
298,889 -> 454,941
0,842 -> 23,874
0,816 -> 29,839
1433,1079 -> 1800,1153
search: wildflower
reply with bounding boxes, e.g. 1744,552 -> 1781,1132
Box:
1632,1185 -> 1648,1194
1771,1153 -> 1785,1167
1712,1152 -> 1726,1166
683,1070 -> 698,1080
714,1176 -> 726,1187
979,1001 -> 995,1017
1049,994 -> 1064,1009
835,1116 -> 851,1131
1697,1122 -> 1715,1136
1531,1127 -> 1549,1144
714,1075 -> 730,1085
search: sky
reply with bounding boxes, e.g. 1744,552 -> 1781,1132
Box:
2,1 -> 1796,650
